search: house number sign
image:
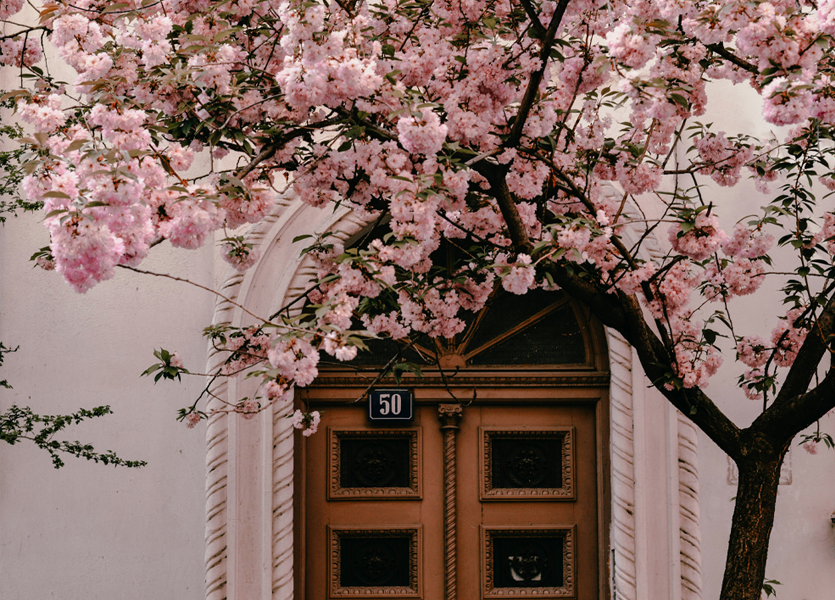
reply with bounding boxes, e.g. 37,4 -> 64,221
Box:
368,389 -> 414,422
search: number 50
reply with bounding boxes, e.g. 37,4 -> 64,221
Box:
379,393 -> 402,415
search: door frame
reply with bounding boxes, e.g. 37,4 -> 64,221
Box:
202,197 -> 704,600
295,370 -> 612,599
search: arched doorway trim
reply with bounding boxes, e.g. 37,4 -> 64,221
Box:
203,192 -> 702,600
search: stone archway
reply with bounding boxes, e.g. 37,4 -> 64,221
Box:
202,192 -> 703,600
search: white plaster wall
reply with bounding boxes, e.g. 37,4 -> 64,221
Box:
686,80 -> 835,600
0,212 -> 214,600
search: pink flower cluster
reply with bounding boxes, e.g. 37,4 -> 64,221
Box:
0,37 -> 42,67
268,338 -> 320,387
397,109 -> 448,156
292,409 -> 321,437
669,213 -> 725,261
221,328 -> 273,375
771,308 -> 809,368
695,133 -> 753,187
221,239 -> 261,272
499,254 -> 536,295
6,0 -> 835,421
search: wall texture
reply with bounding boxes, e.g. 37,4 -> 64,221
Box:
0,213 -> 214,600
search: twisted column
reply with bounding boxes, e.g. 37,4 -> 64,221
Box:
438,404 -> 463,600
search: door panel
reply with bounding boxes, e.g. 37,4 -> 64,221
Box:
302,398 -> 599,599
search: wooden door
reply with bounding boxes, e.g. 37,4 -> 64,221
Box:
298,393 -> 602,599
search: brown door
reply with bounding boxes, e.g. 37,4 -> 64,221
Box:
298,392 -> 602,599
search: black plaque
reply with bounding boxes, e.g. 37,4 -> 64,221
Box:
368,389 -> 413,422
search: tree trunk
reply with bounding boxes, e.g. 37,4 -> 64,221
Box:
719,447 -> 787,600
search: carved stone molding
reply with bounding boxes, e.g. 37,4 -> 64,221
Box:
479,428 -> 575,501
481,525 -> 576,598
677,413 -> 703,600
602,185 -> 703,600
272,398 -> 295,598
607,329 -> 638,600
327,525 -> 422,598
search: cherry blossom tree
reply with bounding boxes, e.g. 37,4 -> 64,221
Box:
2,0 -> 835,597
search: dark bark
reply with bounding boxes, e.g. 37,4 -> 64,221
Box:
721,445 -> 787,600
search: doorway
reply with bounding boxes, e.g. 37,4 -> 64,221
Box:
295,291 -> 610,599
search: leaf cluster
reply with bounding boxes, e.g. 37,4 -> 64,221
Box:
0,404 -> 146,469
141,348 -> 189,382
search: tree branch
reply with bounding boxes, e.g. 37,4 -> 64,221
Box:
773,292 -> 835,404
706,43 -> 759,75
236,116 -> 344,180
751,364 -> 835,445
751,292 -> 835,442
518,0 -> 546,38
472,162 -> 535,254
506,0 -> 571,148
543,263 -> 744,458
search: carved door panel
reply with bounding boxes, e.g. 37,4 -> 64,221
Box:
456,404 -> 599,599
299,398 -> 600,599
302,404 -> 445,600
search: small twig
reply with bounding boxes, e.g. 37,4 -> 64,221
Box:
117,264 -> 270,325
351,337 -> 419,403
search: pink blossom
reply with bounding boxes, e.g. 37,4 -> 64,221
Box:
396,109 -> 448,156
361,312 -> 411,340
268,338 -> 320,387
741,367 -> 766,401
616,161 -> 662,195
221,239 -> 261,272
292,409 -> 321,436
221,329 -> 272,375
762,80 -> 812,127
36,256 -> 56,271
802,440 -> 818,455
669,213 -> 725,261
157,194 -> 225,250
18,95 -> 66,133
264,380 -> 291,401
322,332 -> 358,362
238,399 -> 260,420
722,224 -> 774,259
703,259 -> 765,300
167,145 -> 195,172
0,37 -> 42,67
48,219 -> 126,293
606,23 -> 656,69
170,353 -> 185,369
737,336 -> 769,368
500,254 -> 535,295
185,413 -> 201,428
821,213 -> 835,255
695,133 -> 753,187
771,308 -> 809,367
0,0 -> 24,20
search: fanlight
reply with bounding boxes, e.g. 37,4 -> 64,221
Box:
323,287 -> 591,370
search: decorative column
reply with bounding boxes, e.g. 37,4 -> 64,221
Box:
438,404 -> 463,600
